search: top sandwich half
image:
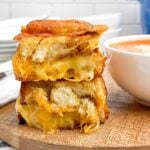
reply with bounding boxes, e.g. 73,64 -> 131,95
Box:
12,20 -> 108,82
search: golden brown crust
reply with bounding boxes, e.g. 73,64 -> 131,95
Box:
14,20 -> 108,40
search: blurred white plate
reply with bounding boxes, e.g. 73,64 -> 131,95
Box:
0,52 -> 15,57
0,42 -> 18,49
78,13 -> 122,29
0,45 -> 17,49
0,48 -> 16,53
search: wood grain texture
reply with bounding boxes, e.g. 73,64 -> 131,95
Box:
0,70 -> 150,150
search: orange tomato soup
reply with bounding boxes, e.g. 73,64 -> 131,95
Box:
110,39 -> 150,54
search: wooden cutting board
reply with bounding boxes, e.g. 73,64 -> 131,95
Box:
0,70 -> 150,150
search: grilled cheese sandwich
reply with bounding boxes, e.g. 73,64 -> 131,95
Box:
13,19 -> 109,134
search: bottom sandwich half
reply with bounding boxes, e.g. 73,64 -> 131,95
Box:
16,78 -> 109,134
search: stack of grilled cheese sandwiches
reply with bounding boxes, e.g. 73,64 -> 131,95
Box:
12,20 -> 109,133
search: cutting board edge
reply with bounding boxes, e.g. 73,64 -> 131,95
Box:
1,122 -> 150,150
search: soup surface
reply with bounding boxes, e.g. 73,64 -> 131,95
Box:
110,39 -> 150,54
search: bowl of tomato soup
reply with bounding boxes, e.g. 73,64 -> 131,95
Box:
104,35 -> 150,106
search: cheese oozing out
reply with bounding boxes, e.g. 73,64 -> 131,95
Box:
13,52 -> 105,81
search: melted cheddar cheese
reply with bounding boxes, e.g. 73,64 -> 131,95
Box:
13,52 -> 105,81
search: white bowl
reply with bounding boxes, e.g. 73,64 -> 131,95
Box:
104,35 -> 150,106
78,13 -> 122,29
